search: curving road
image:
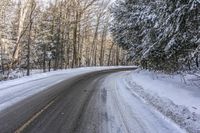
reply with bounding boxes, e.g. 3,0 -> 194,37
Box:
0,69 -> 185,133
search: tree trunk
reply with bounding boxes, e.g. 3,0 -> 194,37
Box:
43,43 -> 47,72
27,0 -> 35,76
91,14 -> 101,66
116,45 -> 119,66
13,0 -> 31,67
54,14 -> 61,70
48,59 -> 51,72
72,11 -> 79,68
107,42 -> 114,66
100,22 -> 108,66
0,34 -> 4,75
100,31 -> 105,66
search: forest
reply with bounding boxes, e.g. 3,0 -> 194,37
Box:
0,0 -> 129,79
0,0 -> 199,80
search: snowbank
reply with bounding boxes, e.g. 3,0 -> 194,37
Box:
128,69 -> 200,114
124,69 -> 200,133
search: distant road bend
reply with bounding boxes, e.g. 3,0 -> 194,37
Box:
0,68 -> 184,133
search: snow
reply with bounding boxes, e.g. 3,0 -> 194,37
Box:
0,66 -> 134,111
123,69 -> 200,133
101,71 -> 186,133
126,69 -> 200,114
1,67 -> 199,132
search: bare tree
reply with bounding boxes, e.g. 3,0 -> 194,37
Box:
0,0 -> 127,79
27,0 -> 36,76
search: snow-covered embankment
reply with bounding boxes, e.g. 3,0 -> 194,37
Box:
124,69 -> 200,133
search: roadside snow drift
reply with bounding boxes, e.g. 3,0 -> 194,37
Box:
124,69 -> 200,133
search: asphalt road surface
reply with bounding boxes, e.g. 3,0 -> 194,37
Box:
0,68 -> 184,133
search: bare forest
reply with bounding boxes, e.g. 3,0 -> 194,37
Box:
0,0 -> 129,79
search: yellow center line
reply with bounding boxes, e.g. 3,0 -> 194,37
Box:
15,100 -> 55,133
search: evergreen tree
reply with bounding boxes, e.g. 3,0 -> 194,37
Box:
111,0 -> 200,72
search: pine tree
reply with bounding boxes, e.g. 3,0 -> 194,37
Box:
111,0 -> 200,72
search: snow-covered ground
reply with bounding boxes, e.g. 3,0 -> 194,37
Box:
1,67 -> 200,132
100,72 -> 186,133
0,66 -> 134,111
124,69 -> 200,133
0,69 -> 44,80
126,69 -> 200,114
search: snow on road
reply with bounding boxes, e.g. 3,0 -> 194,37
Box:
0,67 -> 134,111
99,71 -> 186,133
0,67 -> 199,132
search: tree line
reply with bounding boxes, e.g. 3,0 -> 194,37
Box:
111,0 -> 200,72
0,0 -> 129,79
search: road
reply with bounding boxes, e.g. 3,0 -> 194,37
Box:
0,69 -> 184,133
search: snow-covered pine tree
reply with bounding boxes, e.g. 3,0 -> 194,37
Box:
111,0 -> 200,72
